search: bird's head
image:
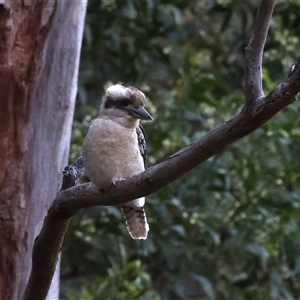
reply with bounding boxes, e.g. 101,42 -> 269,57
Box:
100,84 -> 153,127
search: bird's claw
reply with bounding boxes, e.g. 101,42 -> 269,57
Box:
111,177 -> 126,186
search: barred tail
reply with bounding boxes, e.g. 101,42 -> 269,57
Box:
121,204 -> 149,239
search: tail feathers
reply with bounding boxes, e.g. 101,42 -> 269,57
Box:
121,204 -> 149,239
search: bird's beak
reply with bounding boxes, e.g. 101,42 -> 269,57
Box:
128,106 -> 153,121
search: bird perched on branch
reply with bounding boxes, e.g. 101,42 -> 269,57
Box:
82,84 -> 153,239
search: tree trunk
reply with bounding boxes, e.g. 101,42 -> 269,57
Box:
0,1 -> 86,299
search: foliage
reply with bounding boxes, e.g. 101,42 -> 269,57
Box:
61,1 -> 300,299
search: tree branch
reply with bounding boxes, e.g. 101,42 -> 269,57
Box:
23,1 -> 300,299
244,0 -> 275,107
61,156 -> 85,189
22,157 -> 84,300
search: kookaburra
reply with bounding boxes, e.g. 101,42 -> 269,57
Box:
82,84 -> 153,239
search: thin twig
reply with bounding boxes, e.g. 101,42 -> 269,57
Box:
244,0 -> 276,107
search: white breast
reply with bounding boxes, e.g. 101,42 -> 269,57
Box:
82,118 -> 144,189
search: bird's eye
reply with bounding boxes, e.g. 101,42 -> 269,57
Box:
120,98 -> 129,106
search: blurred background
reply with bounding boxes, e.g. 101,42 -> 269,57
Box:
60,1 -> 300,299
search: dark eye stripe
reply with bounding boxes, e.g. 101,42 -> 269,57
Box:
104,98 -> 130,109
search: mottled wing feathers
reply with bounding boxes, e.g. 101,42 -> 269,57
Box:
136,124 -> 147,167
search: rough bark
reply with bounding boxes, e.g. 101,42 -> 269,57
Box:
0,1 -> 86,300
23,0 -> 300,299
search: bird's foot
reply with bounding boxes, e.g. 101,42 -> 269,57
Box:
111,177 -> 126,187
98,178 -> 126,192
